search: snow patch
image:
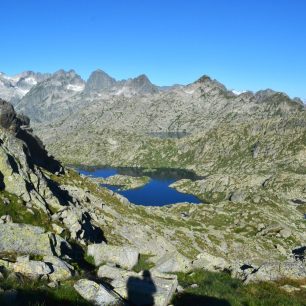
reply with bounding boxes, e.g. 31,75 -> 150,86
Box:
232,90 -> 246,96
66,84 -> 85,92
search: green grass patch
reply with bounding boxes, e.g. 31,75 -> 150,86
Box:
0,191 -> 53,231
173,269 -> 306,306
0,278 -> 91,306
133,254 -> 155,273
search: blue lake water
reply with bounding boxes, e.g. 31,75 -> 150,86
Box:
79,167 -> 202,206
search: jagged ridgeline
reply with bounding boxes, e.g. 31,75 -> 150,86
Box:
0,68 -> 306,305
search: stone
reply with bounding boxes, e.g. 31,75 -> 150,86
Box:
192,251 -> 230,272
190,283 -> 199,288
279,228 -> 292,239
47,281 -> 59,288
230,190 -> 247,202
87,243 -> 139,270
43,256 -> 74,281
153,251 -> 191,273
52,223 -> 64,235
0,223 -> 71,257
74,279 -> 120,306
97,265 -> 178,306
280,284 -> 301,293
245,261 -> 306,283
12,260 -> 52,279
0,99 -> 17,130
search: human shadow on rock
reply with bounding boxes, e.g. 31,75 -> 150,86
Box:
127,270 -> 156,306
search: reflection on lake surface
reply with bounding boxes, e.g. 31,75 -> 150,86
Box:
78,167 -> 202,206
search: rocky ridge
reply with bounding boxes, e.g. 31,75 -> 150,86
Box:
0,67 -> 306,304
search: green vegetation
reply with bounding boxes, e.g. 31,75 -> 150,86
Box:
132,254 -> 155,273
0,191 -> 54,231
173,270 -> 306,306
0,278 -> 91,306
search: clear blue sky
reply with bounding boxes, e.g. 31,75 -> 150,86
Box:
0,0 -> 305,98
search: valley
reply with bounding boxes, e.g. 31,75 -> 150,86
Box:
0,69 -> 305,305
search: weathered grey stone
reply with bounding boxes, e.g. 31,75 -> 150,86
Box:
192,251 -> 230,272
0,223 -> 71,257
154,251 -> 191,273
280,284 -> 301,293
43,256 -> 74,281
97,265 -> 178,306
245,261 -> 306,283
12,260 -> 52,279
87,243 -> 139,270
74,279 -> 120,306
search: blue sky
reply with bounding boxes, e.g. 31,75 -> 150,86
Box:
0,0 -> 305,98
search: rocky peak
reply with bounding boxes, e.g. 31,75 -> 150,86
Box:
125,74 -> 158,94
85,69 -> 116,92
194,75 -> 227,92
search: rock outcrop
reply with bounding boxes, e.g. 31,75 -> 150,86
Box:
97,265 -> 178,306
74,279 -> 121,306
87,243 -> 139,270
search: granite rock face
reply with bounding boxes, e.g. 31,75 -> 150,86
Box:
74,279 -> 121,306
97,265 -> 178,306
87,243 -> 139,269
0,223 -> 71,257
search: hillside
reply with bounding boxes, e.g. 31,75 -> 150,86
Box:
0,68 -> 306,305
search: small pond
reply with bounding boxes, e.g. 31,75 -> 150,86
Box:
78,167 -> 202,206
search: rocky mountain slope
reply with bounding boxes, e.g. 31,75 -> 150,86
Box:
0,71 -> 50,105
0,93 -> 305,305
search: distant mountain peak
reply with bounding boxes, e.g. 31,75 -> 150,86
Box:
85,69 -> 116,92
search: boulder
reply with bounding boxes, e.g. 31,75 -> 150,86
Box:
153,251 -> 191,273
0,99 -> 16,130
192,251 -> 230,272
0,223 -> 71,257
97,265 -> 178,306
87,243 -> 139,270
245,261 -> 306,283
43,256 -> 74,281
12,258 -> 51,279
74,279 -> 120,306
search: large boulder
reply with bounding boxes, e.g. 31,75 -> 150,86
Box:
74,279 -> 121,306
192,251 -> 230,272
87,243 -> 139,270
0,99 -> 17,130
0,223 -> 71,257
11,256 -> 51,280
244,261 -> 306,283
43,255 -> 75,281
97,265 -> 178,306
153,251 -> 191,273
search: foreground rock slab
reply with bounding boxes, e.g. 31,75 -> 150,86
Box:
0,223 -> 70,256
74,279 -> 121,306
153,251 -> 191,273
87,243 -> 139,270
97,265 -> 178,306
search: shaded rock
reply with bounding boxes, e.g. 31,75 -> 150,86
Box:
245,261 -> 306,283
74,279 -> 120,306
87,243 -> 139,270
154,251 -> 191,273
97,265 -> 178,306
43,256 -> 74,281
0,99 -> 17,130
